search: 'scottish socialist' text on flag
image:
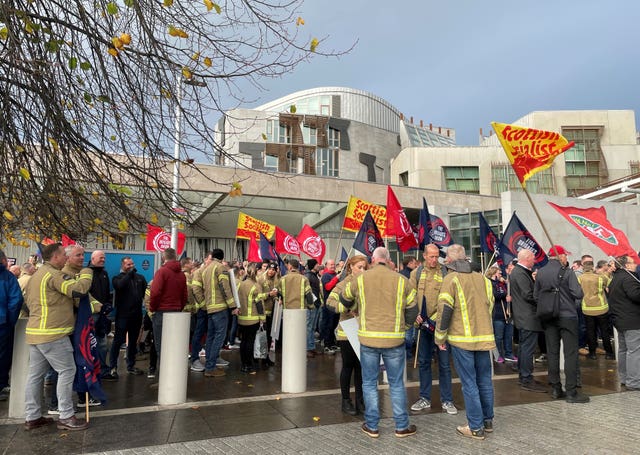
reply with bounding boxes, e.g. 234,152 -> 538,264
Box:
491,122 -> 575,187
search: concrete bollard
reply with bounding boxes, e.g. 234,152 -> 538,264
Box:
158,312 -> 191,405
9,319 -> 29,419
281,309 -> 307,393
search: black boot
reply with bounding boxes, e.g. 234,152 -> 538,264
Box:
551,384 -> 566,399
342,399 -> 357,416
356,398 -> 365,414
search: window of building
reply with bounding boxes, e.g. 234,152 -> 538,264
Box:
264,154 -> 278,171
316,148 -> 338,177
286,149 -> 298,173
279,123 -> 291,144
630,160 -> 640,175
328,128 -> 340,148
491,164 -> 555,195
302,126 -> 317,145
449,210 -> 502,265
443,166 -> 479,193
562,128 -> 604,194
399,171 -> 409,187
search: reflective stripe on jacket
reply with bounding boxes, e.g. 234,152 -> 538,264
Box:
238,278 -> 265,325
341,263 -> 417,348
409,265 -> 443,320
435,264 -> 495,351
579,271 -> 609,316
193,259 -> 234,313
24,262 -> 93,345
277,270 -> 312,310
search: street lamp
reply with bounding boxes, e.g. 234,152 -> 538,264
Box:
171,76 -> 207,250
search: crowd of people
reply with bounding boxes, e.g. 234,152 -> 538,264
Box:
1,239 -> 639,441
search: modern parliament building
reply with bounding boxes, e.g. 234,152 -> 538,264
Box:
5,87 -> 640,264
208,86 -> 640,263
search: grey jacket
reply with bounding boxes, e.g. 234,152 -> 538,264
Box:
510,263 -> 543,332
534,259 -> 583,319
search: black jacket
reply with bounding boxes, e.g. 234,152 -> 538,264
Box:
607,268 -> 640,331
509,264 -> 542,332
534,259 -> 583,319
89,265 -> 111,305
112,269 -> 147,320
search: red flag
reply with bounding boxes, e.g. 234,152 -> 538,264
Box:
145,224 -> 186,254
275,226 -> 301,256
61,234 -> 76,247
297,224 -> 326,263
548,203 -> 640,263
385,186 -> 418,252
247,235 -> 261,262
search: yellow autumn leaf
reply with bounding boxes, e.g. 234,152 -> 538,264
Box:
118,219 -> 129,232
182,67 -> 193,79
108,48 -> 119,57
261,133 -> 267,140
168,26 -> 179,37
48,137 -> 59,151
150,213 -> 159,224
177,30 -> 188,38
163,0 -> 173,6
203,57 -> 212,67
94,217 -> 103,225
111,37 -> 124,49
19,167 -> 31,180
310,37 -> 319,52
16,145 -> 25,153
3,211 -> 14,221
296,17 -> 305,26
192,52 -> 200,61
204,0 -> 214,11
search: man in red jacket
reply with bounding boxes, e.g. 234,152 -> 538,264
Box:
149,248 -> 187,365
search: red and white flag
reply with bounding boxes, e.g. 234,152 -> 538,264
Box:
297,224 -> 326,263
145,224 -> 185,254
247,235 -> 261,262
386,186 -> 418,252
548,202 -> 640,263
275,226 -> 301,256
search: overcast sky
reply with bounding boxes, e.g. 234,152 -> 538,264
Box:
244,0 -> 640,145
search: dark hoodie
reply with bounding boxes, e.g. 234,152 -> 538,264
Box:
149,260 -> 187,312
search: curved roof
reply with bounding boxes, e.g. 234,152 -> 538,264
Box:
254,86 -> 401,133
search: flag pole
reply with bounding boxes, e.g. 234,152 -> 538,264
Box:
482,251 -> 497,275
85,392 -> 90,422
522,187 -> 558,255
413,328 -> 421,369
333,229 -> 345,263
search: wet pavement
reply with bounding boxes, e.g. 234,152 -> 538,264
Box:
0,346 -> 628,454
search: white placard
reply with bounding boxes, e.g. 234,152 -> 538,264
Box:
339,317 -> 361,361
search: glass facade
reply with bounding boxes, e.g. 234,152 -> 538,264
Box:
404,123 -> 455,147
449,210 -> 502,266
491,164 -> 555,195
443,166 -> 480,193
562,128 -> 603,194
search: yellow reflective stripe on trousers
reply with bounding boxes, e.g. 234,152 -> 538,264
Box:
39,273 -> 51,331
448,334 -> 495,343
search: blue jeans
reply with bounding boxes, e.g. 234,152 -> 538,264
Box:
417,328 -> 453,402
205,311 -> 229,371
190,309 -> 208,360
450,346 -> 494,430
404,327 -> 416,359
306,308 -> 320,351
360,344 -> 410,431
492,320 -> 514,359
25,337 -> 76,421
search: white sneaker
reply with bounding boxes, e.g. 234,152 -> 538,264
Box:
199,349 -> 206,357
229,343 -> 240,350
216,358 -> 229,367
190,360 -> 205,372
442,401 -> 458,415
410,397 -> 431,411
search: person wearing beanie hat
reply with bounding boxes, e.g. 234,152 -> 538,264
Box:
307,259 -> 318,271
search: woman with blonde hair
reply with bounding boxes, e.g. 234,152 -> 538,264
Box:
326,255 -> 368,415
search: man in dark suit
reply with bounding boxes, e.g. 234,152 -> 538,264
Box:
510,249 -> 546,393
